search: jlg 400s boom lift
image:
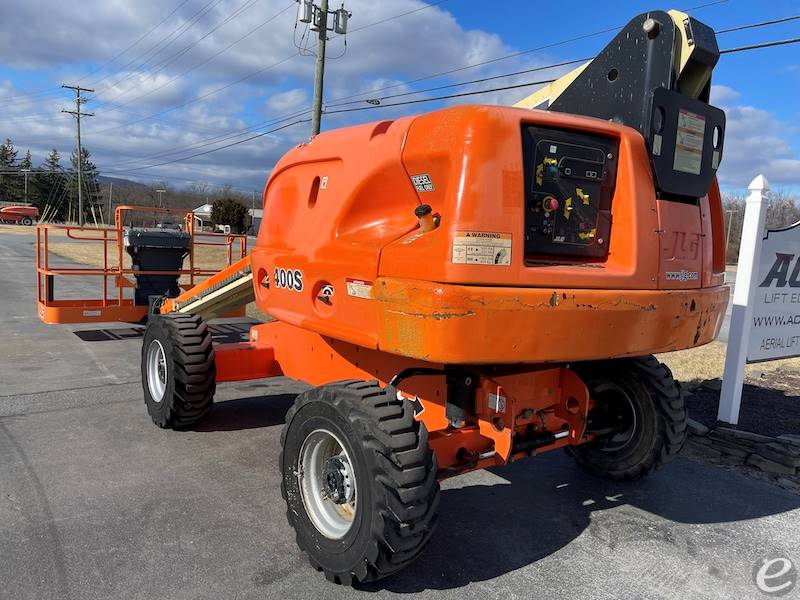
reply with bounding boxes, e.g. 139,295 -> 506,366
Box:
141,10 -> 728,584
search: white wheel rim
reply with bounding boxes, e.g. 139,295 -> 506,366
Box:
146,340 -> 167,402
298,428 -> 357,540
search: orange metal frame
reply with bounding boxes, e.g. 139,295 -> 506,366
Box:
214,320 -> 596,476
36,205 -> 247,324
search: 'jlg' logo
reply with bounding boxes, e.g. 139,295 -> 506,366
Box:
666,231 -> 700,261
274,268 -> 304,292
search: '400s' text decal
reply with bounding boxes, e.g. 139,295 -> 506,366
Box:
274,268 -> 303,292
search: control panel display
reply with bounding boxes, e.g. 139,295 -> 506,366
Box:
522,127 -> 618,260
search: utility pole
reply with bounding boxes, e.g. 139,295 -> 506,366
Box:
299,0 -> 351,136
61,84 -> 94,226
156,188 -> 166,207
311,0 -> 329,137
725,208 -> 736,259
20,168 -> 30,203
107,181 -> 113,225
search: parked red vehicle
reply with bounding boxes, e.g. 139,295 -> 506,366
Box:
0,205 -> 38,226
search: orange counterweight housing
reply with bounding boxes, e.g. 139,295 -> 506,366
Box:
251,104 -> 728,366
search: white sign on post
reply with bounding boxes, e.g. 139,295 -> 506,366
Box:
747,225 -> 800,362
719,174 -> 800,424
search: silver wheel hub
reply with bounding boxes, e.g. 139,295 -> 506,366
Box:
298,429 -> 357,539
146,340 -> 167,403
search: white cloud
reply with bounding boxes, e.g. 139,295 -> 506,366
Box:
712,88 -> 800,189
9,2 -> 794,196
0,0 -> 542,189
710,84 -> 740,106
265,88 -> 307,114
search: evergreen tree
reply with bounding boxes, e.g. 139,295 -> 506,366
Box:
67,147 -> 102,223
18,149 -> 38,206
20,149 -> 32,170
211,197 -> 248,233
0,138 -> 21,201
34,149 -> 66,220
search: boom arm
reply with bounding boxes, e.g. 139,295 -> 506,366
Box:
515,9 -> 725,199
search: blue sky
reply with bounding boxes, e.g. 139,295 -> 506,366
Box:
0,0 -> 798,194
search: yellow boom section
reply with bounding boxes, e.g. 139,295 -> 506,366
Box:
160,255 -> 254,319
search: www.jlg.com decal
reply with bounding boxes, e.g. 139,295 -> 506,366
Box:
273,268 -> 304,292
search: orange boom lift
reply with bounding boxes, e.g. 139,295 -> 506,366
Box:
41,9 -> 730,585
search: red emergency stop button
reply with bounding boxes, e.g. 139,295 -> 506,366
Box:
542,196 -> 559,212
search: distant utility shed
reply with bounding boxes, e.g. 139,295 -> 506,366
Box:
192,203 -> 213,229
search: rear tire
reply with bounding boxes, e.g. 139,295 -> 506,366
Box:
21,217 -> 33,226
280,380 -> 439,585
567,355 -> 686,481
141,313 -> 215,428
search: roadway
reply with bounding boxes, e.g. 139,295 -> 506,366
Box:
0,232 -> 796,600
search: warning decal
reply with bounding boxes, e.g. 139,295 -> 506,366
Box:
346,278 -> 373,299
452,231 -> 512,266
673,109 -> 705,175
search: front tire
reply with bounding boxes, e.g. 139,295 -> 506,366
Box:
567,355 -> 686,481
141,313 -> 215,428
21,217 -> 33,226
280,380 -> 439,585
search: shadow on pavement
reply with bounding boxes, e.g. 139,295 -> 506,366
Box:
189,394 -> 297,432
185,386 -> 800,593
362,454 -> 800,593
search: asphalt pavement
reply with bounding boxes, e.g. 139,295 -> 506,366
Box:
1,232 -> 797,600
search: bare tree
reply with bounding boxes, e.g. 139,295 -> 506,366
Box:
723,189 -> 800,263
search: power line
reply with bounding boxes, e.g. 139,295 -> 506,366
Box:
304,0 -> 732,111
89,9 -> 800,140
716,14 -> 800,35
720,36 -> 800,54
99,168 -> 259,192
91,0 -> 457,134
100,56 -> 581,169
109,107 -> 312,169
94,2 -> 295,115
89,52 -> 300,135
326,58 -> 588,108
94,0 -> 269,111
80,0 -> 195,83
110,29 -> 800,173
0,0 -> 195,106
87,0 -> 227,90
346,0 -> 450,34
102,118 -> 309,172
93,0 -> 758,173
325,79 -> 557,115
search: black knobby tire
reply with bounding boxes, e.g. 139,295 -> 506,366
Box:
280,380 -> 440,585
567,355 -> 686,481
21,217 -> 33,226
141,313 -> 215,428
